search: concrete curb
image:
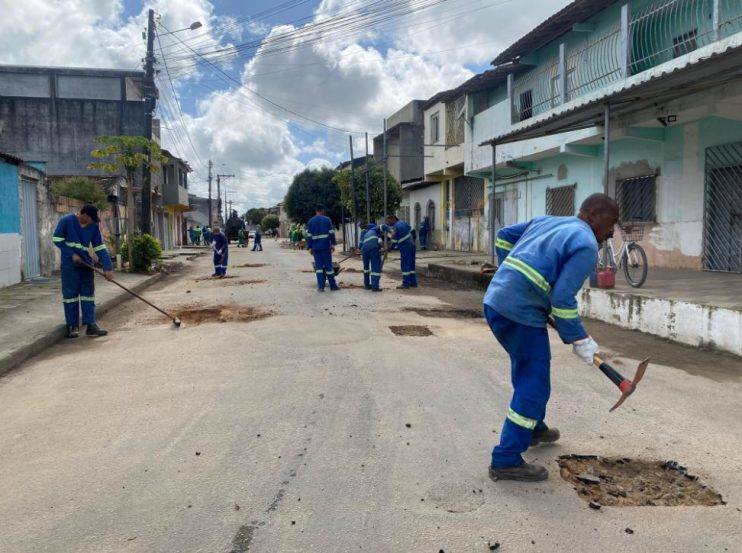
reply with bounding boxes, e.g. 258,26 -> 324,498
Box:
426,263 -> 493,290
0,272 -> 164,378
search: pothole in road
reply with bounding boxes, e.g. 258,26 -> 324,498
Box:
558,454 -> 724,507
218,279 -> 267,287
132,304 -> 272,327
404,307 -> 482,319
194,275 -> 237,281
389,325 -> 434,337
234,263 -> 268,268
338,283 -> 367,289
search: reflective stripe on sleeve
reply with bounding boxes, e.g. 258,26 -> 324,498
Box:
363,235 -> 378,244
313,234 -> 329,239
53,236 -> 65,243
552,306 -> 579,319
502,257 -> 551,295
397,233 -> 412,243
507,408 -> 538,430
496,238 -> 513,251
94,244 -> 107,252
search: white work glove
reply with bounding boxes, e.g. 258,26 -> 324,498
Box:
573,337 -> 600,365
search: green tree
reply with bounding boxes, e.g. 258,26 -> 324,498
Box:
261,214 -> 280,232
284,167 -> 341,224
88,135 -> 167,269
333,161 -> 402,223
51,177 -> 108,209
244,207 -> 268,225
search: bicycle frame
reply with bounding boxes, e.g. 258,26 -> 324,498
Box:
599,228 -> 638,270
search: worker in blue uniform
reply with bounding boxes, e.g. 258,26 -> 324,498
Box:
212,226 -> 229,277
306,205 -> 338,292
360,222 -> 383,291
419,216 -> 430,250
382,215 -> 418,289
52,204 -> 114,338
252,227 -> 263,251
485,193 -> 619,482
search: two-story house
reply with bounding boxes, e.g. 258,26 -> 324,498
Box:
160,150 -> 191,250
467,0 -> 742,273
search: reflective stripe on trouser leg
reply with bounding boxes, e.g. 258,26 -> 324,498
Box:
484,305 -> 551,468
363,251 -> 372,287
370,248 -> 382,289
319,248 -> 337,288
61,264 -> 82,327
400,244 -> 416,286
80,268 -> 96,324
313,250 -> 328,289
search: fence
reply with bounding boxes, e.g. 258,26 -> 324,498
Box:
704,142 -> 742,273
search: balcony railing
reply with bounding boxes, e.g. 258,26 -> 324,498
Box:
510,0 -> 742,124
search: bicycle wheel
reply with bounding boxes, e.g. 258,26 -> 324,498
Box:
622,243 -> 648,287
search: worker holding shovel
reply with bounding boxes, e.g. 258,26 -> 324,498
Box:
485,193 -> 619,482
52,204 -> 113,338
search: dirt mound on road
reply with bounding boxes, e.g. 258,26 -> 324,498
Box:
558,455 -> 724,507
219,279 -> 267,287
194,275 -> 237,281
389,325 -> 434,337
234,263 -> 267,268
175,304 -> 272,326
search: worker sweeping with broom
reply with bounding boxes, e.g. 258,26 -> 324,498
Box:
212,226 -> 229,278
52,204 -> 113,338
485,193 -> 619,482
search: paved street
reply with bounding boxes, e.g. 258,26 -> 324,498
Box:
1,240 -> 741,553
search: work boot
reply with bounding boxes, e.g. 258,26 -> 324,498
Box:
372,288 -> 382,292
364,286 -> 372,290
67,326 -> 79,338
86,323 -> 108,337
396,284 -> 410,289
489,463 -> 549,482
531,425 -> 560,446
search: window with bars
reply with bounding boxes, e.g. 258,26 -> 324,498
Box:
546,184 -> 576,216
454,176 -> 485,211
519,90 -> 533,121
616,175 -> 656,223
430,112 -> 440,143
673,29 -> 698,58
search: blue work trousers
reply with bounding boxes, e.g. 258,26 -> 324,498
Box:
419,231 -> 428,250
399,243 -> 417,287
61,264 -> 96,327
485,305 -> 551,468
362,249 -> 382,289
214,251 -> 229,275
313,248 -> 337,290
252,240 -> 263,251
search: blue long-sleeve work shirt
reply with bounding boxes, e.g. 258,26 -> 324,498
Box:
213,232 -> 228,255
360,224 -> 382,253
306,215 -> 336,250
484,216 -> 598,343
53,213 -> 113,270
381,220 -> 415,248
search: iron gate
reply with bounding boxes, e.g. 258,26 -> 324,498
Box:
704,143 -> 742,273
21,179 -> 40,279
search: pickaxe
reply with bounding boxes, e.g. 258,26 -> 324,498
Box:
548,318 -> 649,411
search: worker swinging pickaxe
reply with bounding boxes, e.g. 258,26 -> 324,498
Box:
548,317 -> 649,411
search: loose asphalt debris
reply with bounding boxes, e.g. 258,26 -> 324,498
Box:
389,325 -> 434,337
234,263 -> 268,268
558,454 -> 725,507
488,543 -> 500,551
172,305 -> 272,326
194,275 -> 238,281
218,279 -> 267,287
403,307 -> 482,319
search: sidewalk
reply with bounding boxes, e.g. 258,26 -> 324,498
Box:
0,249 -> 200,376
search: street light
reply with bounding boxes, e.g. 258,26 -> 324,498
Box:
157,21 -> 203,36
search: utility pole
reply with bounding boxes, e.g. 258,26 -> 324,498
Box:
141,8 -> 156,235
364,132 -> 371,224
207,160 -> 213,227
216,175 -> 221,225
349,136 -> 357,249
383,118 -> 388,249
217,174 -> 235,224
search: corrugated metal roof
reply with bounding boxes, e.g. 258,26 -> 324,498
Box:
0,151 -> 24,165
492,0 -> 619,65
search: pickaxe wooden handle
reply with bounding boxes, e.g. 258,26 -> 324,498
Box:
547,317 -> 649,411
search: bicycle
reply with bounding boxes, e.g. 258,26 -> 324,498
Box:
598,225 -> 648,288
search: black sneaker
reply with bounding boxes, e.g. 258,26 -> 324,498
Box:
364,286 -> 372,290
86,323 -> 108,337
67,326 -> 80,338
372,288 -> 382,292
489,463 -> 549,482
531,426 -> 560,446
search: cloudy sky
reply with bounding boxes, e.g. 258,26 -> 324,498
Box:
0,0 -> 571,212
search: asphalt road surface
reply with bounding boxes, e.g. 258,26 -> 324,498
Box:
1,240 -> 740,553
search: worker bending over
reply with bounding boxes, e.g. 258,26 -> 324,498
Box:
306,205 -> 338,292
360,222 -> 383,292
485,193 -> 619,482
382,215 -> 417,289
52,204 -> 113,338
212,226 -> 229,277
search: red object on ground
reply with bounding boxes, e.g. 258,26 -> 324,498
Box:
596,269 -> 616,289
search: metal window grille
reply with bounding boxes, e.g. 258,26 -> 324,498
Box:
454,177 -> 485,210
673,29 -> 698,58
519,90 -> 533,121
414,202 -> 421,230
616,176 -> 656,223
397,205 -> 410,223
445,97 -> 465,148
546,184 -> 576,216
426,200 -> 436,232
704,143 -> 742,273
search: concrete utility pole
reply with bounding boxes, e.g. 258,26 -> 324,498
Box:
141,8 -> 156,235
383,119 -> 388,249
349,136 -> 358,248
365,132 -> 371,224
217,174 -> 235,224
208,160 -> 213,227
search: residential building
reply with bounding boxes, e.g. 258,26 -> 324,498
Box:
373,100 -> 426,224
160,150 -> 191,249
467,0 -> 742,273
184,194 -> 219,231
0,152 -> 54,287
